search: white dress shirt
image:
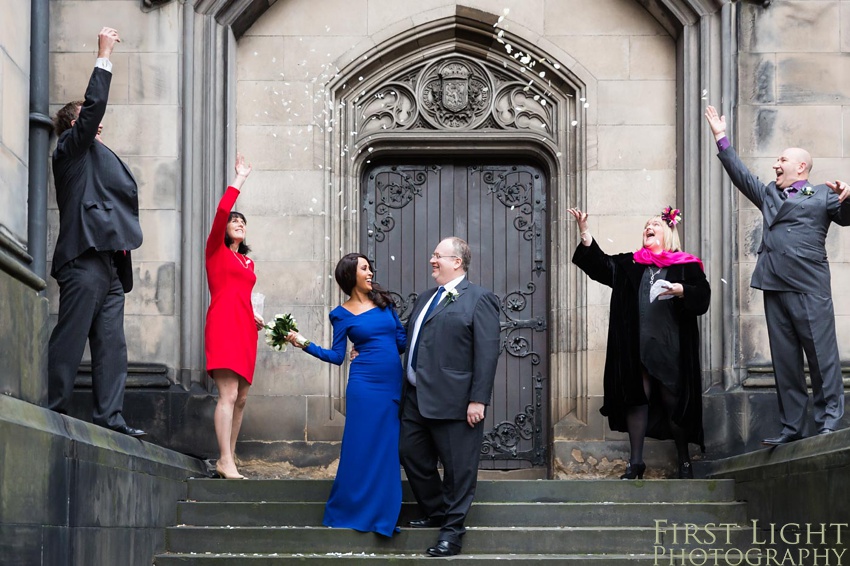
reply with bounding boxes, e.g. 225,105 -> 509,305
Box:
407,274 -> 466,386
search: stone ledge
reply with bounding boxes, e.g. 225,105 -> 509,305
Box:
744,365 -> 850,388
0,394 -> 207,565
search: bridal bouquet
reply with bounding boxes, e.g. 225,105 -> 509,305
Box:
264,313 -> 299,351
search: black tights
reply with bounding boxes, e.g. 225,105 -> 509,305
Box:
625,370 -> 689,466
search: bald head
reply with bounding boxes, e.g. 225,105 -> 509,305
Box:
774,147 -> 813,189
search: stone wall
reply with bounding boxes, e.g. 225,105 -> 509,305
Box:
47,0 -> 183,380
234,0 -> 679,468
734,1 -> 850,368
0,0 -> 31,245
707,429 -> 850,552
0,394 -> 206,566
27,0 -> 850,475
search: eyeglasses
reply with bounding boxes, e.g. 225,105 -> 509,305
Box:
431,253 -> 459,260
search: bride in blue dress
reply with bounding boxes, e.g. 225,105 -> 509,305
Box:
287,253 -> 406,537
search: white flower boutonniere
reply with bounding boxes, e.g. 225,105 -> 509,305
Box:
445,288 -> 460,304
801,186 -> 814,196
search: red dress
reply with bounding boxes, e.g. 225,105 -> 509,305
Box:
204,186 -> 258,383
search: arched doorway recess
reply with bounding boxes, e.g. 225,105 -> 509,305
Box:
324,10 -> 585,472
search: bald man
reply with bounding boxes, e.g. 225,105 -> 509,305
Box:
706,106 -> 850,445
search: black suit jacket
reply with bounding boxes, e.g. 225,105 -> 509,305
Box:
403,277 -> 502,420
718,145 -> 850,293
52,66 -> 142,292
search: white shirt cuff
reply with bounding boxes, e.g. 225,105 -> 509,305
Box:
95,58 -> 113,73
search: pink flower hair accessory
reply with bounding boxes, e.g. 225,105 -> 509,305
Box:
661,206 -> 682,227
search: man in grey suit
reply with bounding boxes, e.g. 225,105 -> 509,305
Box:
48,27 -> 145,437
705,105 -> 850,445
399,237 -> 501,557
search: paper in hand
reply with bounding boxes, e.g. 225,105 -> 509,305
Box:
650,279 -> 674,303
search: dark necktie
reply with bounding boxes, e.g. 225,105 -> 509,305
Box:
411,286 -> 444,370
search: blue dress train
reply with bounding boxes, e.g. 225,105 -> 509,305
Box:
303,305 -> 406,537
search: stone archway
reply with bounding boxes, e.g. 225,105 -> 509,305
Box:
180,0 -> 737,470
322,13 -> 585,444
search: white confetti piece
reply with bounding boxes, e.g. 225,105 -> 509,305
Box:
721,278 -> 728,284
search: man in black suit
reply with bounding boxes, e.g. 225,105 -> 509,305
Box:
399,237 -> 501,557
705,105 -> 850,444
48,27 -> 145,437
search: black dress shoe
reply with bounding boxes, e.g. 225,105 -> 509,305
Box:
426,540 -> 461,557
678,461 -> 694,479
619,462 -> 646,480
110,424 -> 146,438
761,433 -> 801,446
409,517 -> 442,528
818,428 -> 835,435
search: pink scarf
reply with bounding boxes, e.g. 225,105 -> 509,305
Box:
633,247 -> 704,272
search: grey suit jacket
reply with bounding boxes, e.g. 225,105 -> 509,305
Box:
52,66 -> 142,292
404,277 -> 501,420
719,145 -> 850,294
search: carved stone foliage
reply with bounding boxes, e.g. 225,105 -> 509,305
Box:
352,55 -> 558,143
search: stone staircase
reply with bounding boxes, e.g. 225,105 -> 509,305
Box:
154,478 -> 751,564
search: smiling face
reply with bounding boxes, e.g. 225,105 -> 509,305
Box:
430,239 -> 463,286
643,217 -> 666,253
226,214 -> 246,247
354,257 -> 374,294
773,147 -> 811,189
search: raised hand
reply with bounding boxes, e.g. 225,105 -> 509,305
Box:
232,152 -> 252,190
704,105 -> 727,140
826,180 -> 850,203
97,27 -> 121,59
567,208 -> 589,233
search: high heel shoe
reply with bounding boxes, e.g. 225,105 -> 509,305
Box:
215,463 -> 245,480
678,461 -> 694,479
620,462 -> 646,480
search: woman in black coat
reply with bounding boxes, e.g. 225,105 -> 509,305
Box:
569,207 -> 710,479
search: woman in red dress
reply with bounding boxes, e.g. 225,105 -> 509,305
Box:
205,153 -> 263,479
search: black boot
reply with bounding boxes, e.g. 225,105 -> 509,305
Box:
620,462 -> 646,480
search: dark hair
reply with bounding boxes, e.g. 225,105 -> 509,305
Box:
54,100 -> 84,137
334,253 -> 394,309
224,211 -> 251,255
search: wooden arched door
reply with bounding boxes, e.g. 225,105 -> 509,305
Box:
362,161 -> 549,470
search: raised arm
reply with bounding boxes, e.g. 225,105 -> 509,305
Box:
569,208 -> 616,287
704,105 -> 767,209
205,154 -> 252,259
59,28 -> 121,158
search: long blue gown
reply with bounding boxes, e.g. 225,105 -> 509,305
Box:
303,305 -> 407,537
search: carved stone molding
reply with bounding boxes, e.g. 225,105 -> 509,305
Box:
353,55 -> 558,144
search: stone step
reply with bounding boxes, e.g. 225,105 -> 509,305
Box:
186,479 -> 737,504
176,500 -> 748,527
164,526 -> 752,555
153,553 -> 681,565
